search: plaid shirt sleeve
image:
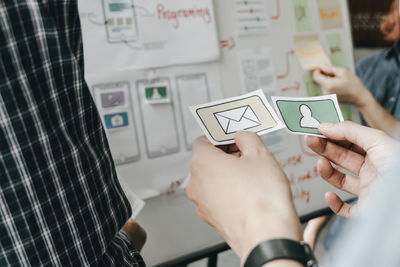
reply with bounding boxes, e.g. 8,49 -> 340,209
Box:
0,1 -> 145,266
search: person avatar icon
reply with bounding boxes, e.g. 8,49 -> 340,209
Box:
299,104 -> 320,129
151,88 -> 162,100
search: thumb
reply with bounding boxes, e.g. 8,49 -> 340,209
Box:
234,131 -> 268,157
318,64 -> 338,76
312,68 -> 331,86
325,192 -> 353,218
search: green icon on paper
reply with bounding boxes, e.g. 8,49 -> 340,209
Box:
327,33 -> 346,67
292,0 -> 312,33
275,99 -> 341,135
145,86 -> 169,103
303,73 -> 322,97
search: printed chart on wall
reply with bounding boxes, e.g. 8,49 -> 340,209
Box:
78,0 -> 220,72
86,63 -> 223,199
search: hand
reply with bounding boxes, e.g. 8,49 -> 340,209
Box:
121,219 -> 147,251
312,65 -> 373,108
187,132 -> 302,264
305,122 -> 399,218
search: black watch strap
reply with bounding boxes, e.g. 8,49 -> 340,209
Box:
244,239 -> 318,267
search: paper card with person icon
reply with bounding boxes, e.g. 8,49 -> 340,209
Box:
190,90 -> 285,145
145,83 -> 170,104
271,94 -> 344,137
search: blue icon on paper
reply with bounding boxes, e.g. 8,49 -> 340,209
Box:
104,112 -> 129,129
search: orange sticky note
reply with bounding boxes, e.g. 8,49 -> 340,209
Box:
293,34 -> 331,71
317,0 -> 343,29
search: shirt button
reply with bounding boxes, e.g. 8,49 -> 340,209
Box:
389,97 -> 396,103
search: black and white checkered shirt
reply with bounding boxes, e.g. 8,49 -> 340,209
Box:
1,1 -> 145,266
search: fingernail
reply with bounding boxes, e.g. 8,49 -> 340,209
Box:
319,123 -> 335,130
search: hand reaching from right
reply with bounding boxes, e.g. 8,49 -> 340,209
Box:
306,122 -> 399,218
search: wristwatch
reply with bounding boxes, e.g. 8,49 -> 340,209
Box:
244,239 -> 319,267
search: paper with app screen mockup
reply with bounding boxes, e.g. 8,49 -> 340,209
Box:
190,90 -> 285,145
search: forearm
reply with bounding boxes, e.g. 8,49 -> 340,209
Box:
358,92 -> 400,136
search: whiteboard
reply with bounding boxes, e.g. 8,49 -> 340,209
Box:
80,0 -> 359,265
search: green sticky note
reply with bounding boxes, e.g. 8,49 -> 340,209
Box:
326,33 -> 346,67
292,0 -> 312,33
275,99 -> 341,135
145,86 -> 167,101
303,73 -> 322,97
340,105 -> 353,121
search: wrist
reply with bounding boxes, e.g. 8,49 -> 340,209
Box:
245,239 -> 316,267
354,84 -> 373,109
238,213 -> 302,265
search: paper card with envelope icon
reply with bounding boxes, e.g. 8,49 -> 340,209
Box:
190,90 -> 285,145
293,34 -> 331,71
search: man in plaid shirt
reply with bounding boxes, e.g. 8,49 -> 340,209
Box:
1,1 -> 146,266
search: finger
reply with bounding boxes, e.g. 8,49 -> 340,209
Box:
234,131 -> 268,157
318,158 -> 360,195
305,135 -> 365,175
305,136 -> 365,157
225,144 -> 241,157
325,192 -> 353,218
312,69 -> 332,86
318,64 -> 336,74
218,144 -> 230,153
218,144 -> 239,153
318,122 -> 387,152
330,139 -> 366,156
228,144 -> 239,154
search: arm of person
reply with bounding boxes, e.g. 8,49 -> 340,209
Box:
313,65 -> 399,136
357,92 -> 399,136
101,219 -> 147,266
121,219 -> 147,251
187,133 -> 303,266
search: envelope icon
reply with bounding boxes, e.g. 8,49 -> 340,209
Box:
214,106 -> 261,134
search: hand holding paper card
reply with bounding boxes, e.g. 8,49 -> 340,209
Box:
271,94 -> 344,137
293,34 -> 331,71
190,90 -> 285,145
